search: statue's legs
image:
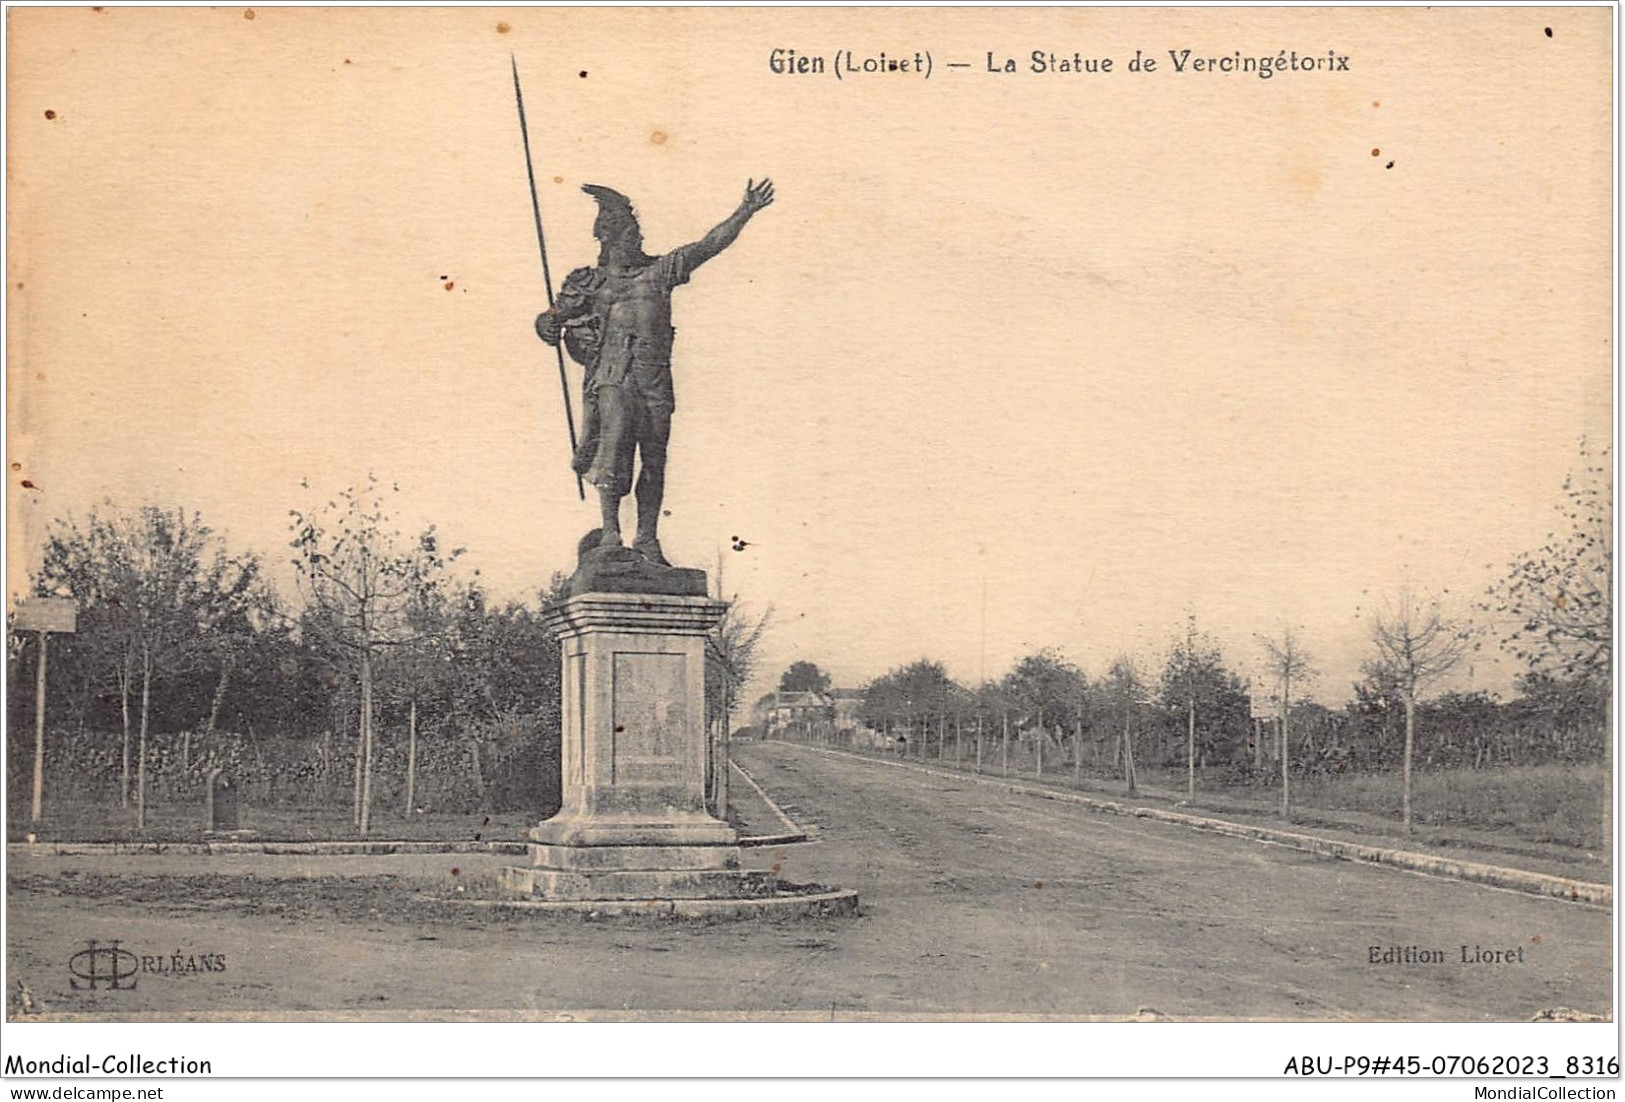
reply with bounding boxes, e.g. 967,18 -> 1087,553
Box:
597,487 -> 623,546
632,401 -> 673,567
586,385 -> 637,548
586,385 -> 672,564
572,388 -> 601,477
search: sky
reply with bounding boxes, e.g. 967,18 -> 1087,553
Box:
5,6 -> 1614,705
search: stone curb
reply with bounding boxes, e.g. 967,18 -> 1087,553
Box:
780,743 -> 1613,908
8,763 -> 812,858
6,839 -> 529,857
738,832 -> 809,849
5,834 -> 813,857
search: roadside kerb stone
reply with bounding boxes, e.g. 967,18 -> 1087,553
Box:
7,840 -> 530,858
781,743 -> 1612,908
6,774 -> 811,859
730,760 -> 810,845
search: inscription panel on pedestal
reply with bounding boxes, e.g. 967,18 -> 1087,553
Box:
611,651 -> 690,784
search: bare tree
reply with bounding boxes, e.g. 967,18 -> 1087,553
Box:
1365,589 -> 1472,833
290,476 -> 458,836
1260,628 -> 1315,818
1102,656 -> 1145,796
704,562 -> 771,817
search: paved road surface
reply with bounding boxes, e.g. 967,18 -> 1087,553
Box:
5,740 -> 1611,1020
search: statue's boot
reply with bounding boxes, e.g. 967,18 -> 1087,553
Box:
632,537 -> 669,568
597,489 -> 624,549
631,493 -> 669,567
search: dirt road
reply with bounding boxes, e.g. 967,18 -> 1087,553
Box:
5,740 -> 1611,1020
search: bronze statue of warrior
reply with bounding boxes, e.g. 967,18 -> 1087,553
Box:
536,179 -> 774,567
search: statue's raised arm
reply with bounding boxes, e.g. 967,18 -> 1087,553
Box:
679,178 -> 775,271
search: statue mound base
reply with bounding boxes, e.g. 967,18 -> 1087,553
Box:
569,541 -> 707,598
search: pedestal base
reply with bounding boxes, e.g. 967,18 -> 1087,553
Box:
504,586 -> 856,916
498,864 -> 778,901
501,817 -> 777,900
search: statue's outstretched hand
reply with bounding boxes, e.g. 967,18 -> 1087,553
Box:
536,311 -> 562,346
742,178 -> 775,215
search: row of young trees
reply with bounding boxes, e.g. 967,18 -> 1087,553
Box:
801,447 -> 1610,831
8,477 -> 772,836
832,601 -> 1602,832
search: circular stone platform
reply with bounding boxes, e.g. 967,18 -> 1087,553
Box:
453,886 -> 859,920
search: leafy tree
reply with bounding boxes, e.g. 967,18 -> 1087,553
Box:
289,476 -> 459,835
1001,648 -> 1086,761
1159,618 -> 1250,796
1364,589 -> 1472,832
1486,442 -> 1611,685
1002,649 -> 1085,725
38,505 -> 262,825
1421,690 -> 1501,769
859,659 -> 966,744
778,660 -> 832,696
396,577 -> 568,816
1347,662 -> 1405,768
1505,670 -> 1609,762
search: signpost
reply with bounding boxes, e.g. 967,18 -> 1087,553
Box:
14,597 -> 78,825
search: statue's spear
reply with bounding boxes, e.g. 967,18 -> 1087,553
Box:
511,55 -> 584,500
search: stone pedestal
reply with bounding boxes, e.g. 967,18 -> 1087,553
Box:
500,590 -> 770,901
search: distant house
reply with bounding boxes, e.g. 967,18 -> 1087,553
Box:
766,690 -> 833,732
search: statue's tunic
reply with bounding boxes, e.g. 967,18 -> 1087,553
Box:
554,247 -> 700,496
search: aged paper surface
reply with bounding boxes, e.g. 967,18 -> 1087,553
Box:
3,4 -> 1614,1078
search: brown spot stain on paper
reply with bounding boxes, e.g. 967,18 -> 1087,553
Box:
243,8 -> 256,20
650,130 -> 668,146
43,110 -> 57,121
1289,162 -> 1324,199
20,480 -> 38,491
496,22 -> 510,34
